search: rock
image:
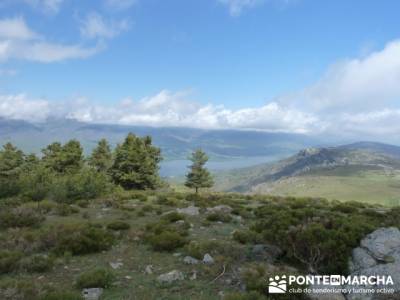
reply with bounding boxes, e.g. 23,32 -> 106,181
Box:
308,281 -> 345,300
125,276 -> 132,280
157,270 -> 184,284
183,256 -> 199,265
175,220 -> 185,225
190,270 -> 197,280
203,253 -> 214,264
109,262 -> 123,269
206,205 -> 232,214
347,227 -> 400,300
145,265 -> 153,274
251,244 -> 283,262
173,252 -> 181,257
360,227 -> 400,261
82,288 -> 103,300
177,206 -> 200,216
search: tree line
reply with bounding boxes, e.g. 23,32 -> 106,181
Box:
0,133 -> 213,202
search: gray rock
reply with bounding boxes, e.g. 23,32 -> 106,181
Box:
157,270 -> 184,284
360,227 -> 400,261
109,262 -> 123,269
347,227 -> 400,300
203,253 -> 214,264
82,288 -> 103,300
183,256 -> 199,265
145,265 -> 153,274
177,206 -> 200,216
207,205 -> 233,214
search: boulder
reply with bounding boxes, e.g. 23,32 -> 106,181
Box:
203,253 -> 214,264
177,206 -> 200,216
157,270 -> 184,284
346,227 -> 400,300
82,288 -> 103,300
183,256 -> 199,265
109,262 -> 123,269
145,265 -> 153,274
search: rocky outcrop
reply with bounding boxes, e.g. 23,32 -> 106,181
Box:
346,227 -> 400,300
157,270 -> 184,284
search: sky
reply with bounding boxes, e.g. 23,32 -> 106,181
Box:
0,0 -> 400,141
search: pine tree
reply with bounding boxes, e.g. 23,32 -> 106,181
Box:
110,133 -> 162,190
42,140 -> 83,173
0,143 -> 25,197
185,149 -> 213,194
89,139 -> 112,172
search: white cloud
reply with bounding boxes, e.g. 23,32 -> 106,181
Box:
218,0 -> 264,16
80,13 -> 130,40
0,94 -> 50,122
23,0 -> 64,14
104,0 -> 137,11
0,17 -> 102,63
0,17 -> 39,40
290,40 -> 400,113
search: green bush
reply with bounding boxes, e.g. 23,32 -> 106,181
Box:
107,221 -> 130,231
206,212 -> 232,223
51,224 -> 114,255
161,211 -> 185,223
233,230 -> 260,244
0,250 -> 22,274
54,204 -> 79,216
148,231 -> 187,251
19,254 -> 53,273
0,207 -> 44,228
40,291 -> 83,300
76,268 -> 115,289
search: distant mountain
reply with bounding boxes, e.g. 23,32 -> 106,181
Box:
0,118 -> 321,160
216,142 -> 400,197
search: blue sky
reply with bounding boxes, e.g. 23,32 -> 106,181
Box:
1,0 -> 400,141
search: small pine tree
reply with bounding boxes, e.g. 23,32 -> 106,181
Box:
89,139 -> 112,172
185,149 -> 213,194
42,140 -> 83,173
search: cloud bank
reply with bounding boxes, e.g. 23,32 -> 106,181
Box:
1,39 -> 400,140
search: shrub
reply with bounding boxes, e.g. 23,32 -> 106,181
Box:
206,212 -> 232,223
19,254 -> 53,273
232,230 -> 260,244
224,291 -> 266,300
54,204 -> 79,216
161,211 -> 185,223
0,250 -> 22,274
40,290 -> 83,300
185,240 -> 242,261
107,221 -> 130,231
76,268 -> 115,289
50,223 -> 114,256
148,231 -> 187,251
76,200 -> 89,208
0,207 -> 44,229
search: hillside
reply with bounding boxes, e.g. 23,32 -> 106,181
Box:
215,142 -> 400,205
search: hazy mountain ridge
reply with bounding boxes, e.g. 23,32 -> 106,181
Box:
0,118 -> 321,160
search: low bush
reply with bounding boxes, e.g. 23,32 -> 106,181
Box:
76,268 -> 115,289
206,212 -> 232,223
224,291 -> 266,300
54,204 -> 79,216
0,207 -> 44,229
49,223 -> 114,256
40,290 -> 83,300
19,254 -> 53,273
232,230 -> 260,244
0,250 -> 22,274
107,221 -> 130,231
161,211 -> 185,223
148,231 -> 187,251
